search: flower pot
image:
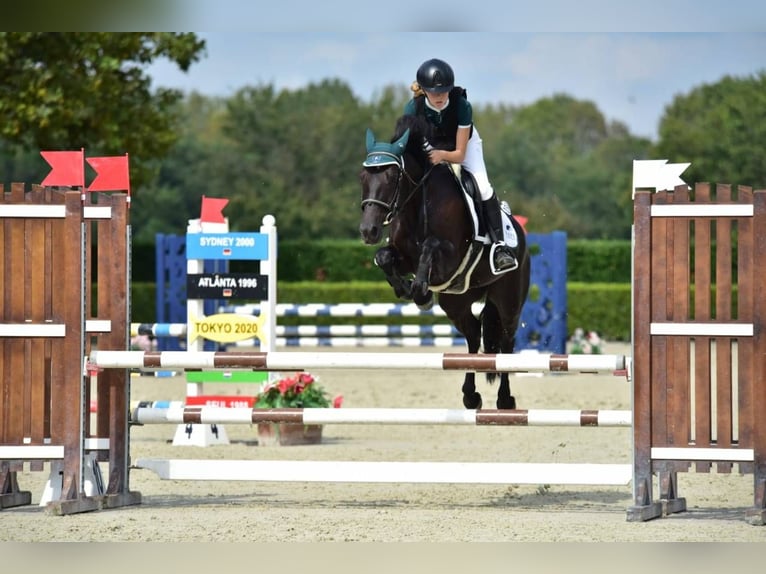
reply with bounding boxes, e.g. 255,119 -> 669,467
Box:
257,422 -> 323,446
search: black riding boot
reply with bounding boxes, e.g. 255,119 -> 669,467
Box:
482,195 -> 518,272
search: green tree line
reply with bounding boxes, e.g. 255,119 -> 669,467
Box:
2,33 -> 765,247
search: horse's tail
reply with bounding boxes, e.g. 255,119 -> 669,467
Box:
481,301 -> 501,385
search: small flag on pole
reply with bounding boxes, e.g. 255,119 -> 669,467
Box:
200,196 -> 229,224
87,154 -> 131,194
632,159 -> 690,197
40,150 -> 85,188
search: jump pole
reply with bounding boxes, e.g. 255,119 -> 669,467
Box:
131,407 -> 632,427
134,459 -> 633,486
91,350 -> 627,374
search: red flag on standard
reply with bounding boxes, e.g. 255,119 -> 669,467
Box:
200,196 -> 229,223
40,150 -> 85,187
87,155 -> 130,192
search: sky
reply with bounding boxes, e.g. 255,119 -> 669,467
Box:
147,32 -> 766,140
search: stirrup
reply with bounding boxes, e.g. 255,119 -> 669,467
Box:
493,245 -> 518,272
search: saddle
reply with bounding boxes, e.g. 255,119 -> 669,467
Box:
429,165 -> 517,294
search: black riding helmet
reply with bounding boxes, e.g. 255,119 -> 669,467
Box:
416,58 -> 454,93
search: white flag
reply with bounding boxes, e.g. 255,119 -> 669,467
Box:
632,159 -> 690,198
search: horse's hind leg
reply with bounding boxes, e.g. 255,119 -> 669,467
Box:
481,299 -> 517,409
496,375 -> 515,410
496,322 -> 519,409
484,286 -> 527,409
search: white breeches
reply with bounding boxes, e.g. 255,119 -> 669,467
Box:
462,127 -> 494,201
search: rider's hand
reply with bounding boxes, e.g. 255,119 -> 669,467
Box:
428,149 -> 446,165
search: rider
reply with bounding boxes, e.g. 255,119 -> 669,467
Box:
403,58 -> 518,272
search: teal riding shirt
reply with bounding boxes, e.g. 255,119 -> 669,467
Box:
403,87 -> 473,149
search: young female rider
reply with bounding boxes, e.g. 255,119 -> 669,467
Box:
403,58 -> 518,272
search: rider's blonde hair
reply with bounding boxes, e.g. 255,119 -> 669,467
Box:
410,81 -> 425,98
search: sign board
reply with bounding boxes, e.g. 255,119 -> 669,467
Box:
185,395 -> 258,407
188,312 -> 268,344
187,273 -> 268,300
185,232 -> 268,260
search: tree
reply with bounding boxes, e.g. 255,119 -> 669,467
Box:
655,72 -> 766,189
221,80 -> 375,240
487,94 -> 610,201
480,94 -> 651,238
0,32 -> 206,186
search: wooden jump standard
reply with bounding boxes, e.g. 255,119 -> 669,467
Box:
629,183 -> 766,525
0,186 -> 140,515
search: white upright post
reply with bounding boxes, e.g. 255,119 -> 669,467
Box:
173,217 -> 231,446
260,214 -> 277,356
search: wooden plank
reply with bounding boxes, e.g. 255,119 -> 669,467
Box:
693,183 -> 712,471
101,194 -> 132,496
631,191 -> 655,508
750,188 -> 766,512
49,192 -> 85,500
0,184 -> 6,444
736,187 -> 754,463
651,191 -> 669,447
43,187 -> 57,450
6,183 -> 26,444
713,185 -> 733,471
27,186 -> 45,444
669,186 -> 690,449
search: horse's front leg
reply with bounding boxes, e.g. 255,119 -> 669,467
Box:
374,246 -> 412,300
459,317 -> 483,410
411,237 -> 440,309
441,296 -> 483,410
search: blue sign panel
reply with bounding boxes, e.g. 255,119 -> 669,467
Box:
186,233 -> 268,260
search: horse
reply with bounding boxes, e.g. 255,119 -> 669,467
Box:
358,114 -> 531,410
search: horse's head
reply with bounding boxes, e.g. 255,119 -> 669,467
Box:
359,115 -> 433,245
358,127 -> 410,244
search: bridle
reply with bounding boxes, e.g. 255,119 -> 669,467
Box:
361,151 -> 433,226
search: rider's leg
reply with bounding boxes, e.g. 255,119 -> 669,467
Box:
464,129 -> 518,272
481,193 -> 518,272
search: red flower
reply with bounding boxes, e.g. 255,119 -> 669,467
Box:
333,394 -> 343,409
277,377 -> 293,395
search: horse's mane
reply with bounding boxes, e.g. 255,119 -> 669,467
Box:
391,114 -> 434,166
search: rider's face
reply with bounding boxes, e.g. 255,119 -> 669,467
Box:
425,90 -> 449,110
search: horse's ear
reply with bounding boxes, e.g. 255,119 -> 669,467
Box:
393,128 -> 410,153
365,128 -> 376,153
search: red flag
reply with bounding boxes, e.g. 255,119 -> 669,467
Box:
200,196 -> 229,223
515,215 -> 528,233
40,150 -> 85,187
87,155 -> 130,192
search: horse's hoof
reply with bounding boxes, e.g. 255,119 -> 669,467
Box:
497,396 -> 516,410
416,292 -> 434,311
463,392 -> 482,410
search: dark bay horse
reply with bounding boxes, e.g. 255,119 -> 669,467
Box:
359,114 -> 531,409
